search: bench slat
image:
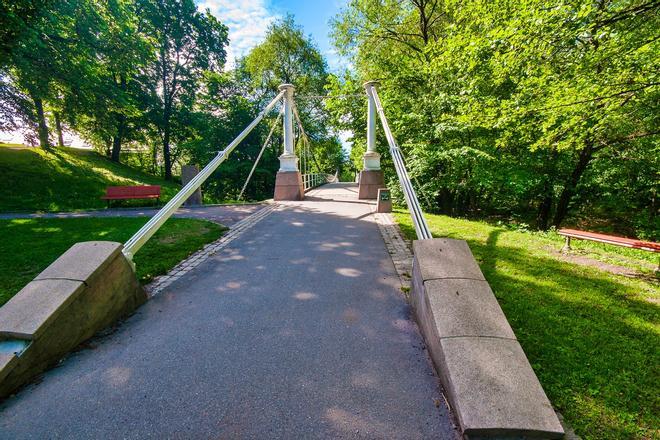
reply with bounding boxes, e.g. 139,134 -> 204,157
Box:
101,185 -> 161,201
558,228 -> 659,253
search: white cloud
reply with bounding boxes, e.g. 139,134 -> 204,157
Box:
196,0 -> 279,69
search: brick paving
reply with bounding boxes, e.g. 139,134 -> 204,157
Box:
373,212 -> 414,290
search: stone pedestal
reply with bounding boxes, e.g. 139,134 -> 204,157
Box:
0,241 -> 146,398
376,188 -> 392,213
358,169 -> 385,199
274,171 -> 304,201
181,165 -> 202,206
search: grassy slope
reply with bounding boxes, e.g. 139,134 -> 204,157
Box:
0,144 -> 179,212
394,211 -> 659,440
0,217 -> 226,307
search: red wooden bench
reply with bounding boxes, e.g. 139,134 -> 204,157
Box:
558,228 -> 660,253
101,185 -> 161,207
558,229 -> 660,273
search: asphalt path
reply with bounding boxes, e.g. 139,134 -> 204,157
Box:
0,183 -> 457,439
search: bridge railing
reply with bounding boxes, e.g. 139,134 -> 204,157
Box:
364,82 -> 432,240
122,89 -> 286,263
302,173 -> 335,191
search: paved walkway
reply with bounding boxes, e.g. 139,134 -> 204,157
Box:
0,183 -> 457,439
0,204 -> 264,227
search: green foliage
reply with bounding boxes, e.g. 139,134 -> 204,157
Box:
394,210 -> 659,440
237,16 -> 346,176
0,0 -> 231,179
331,0 -> 659,238
137,0 -> 229,179
181,72 -> 279,201
0,217 -> 225,306
0,144 -> 179,212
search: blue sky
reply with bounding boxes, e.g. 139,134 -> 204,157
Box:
195,0 -> 349,71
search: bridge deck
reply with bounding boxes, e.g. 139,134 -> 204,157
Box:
0,183 -> 457,439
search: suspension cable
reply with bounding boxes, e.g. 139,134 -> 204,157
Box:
238,108 -> 283,201
291,102 -> 323,172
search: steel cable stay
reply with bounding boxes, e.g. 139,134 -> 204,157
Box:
237,107 -> 283,201
366,84 -> 432,240
291,101 -> 335,189
123,89 -> 286,261
124,85 -> 349,264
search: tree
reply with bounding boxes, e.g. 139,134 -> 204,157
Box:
238,15 -> 346,175
1,0 -> 121,149
137,0 -> 228,180
69,0 -> 153,163
331,0 -> 659,237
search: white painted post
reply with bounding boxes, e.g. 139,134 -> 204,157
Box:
363,81 -> 381,171
278,84 -> 298,172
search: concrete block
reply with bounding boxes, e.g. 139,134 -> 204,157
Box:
274,171 -> 304,201
439,337 -> 564,438
376,188 -> 392,213
0,353 -> 18,384
182,164 -> 203,206
413,238 -> 485,281
0,241 -> 147,398
0,279 -> 85,339
35,241 -> 122,282
358,170 -> 385,199
410,238 -> 564,438
423,278 -> 516,339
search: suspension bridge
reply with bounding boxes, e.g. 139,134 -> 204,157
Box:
0,83 -> 565,438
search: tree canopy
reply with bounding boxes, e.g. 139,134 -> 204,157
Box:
331,0 -> 659,237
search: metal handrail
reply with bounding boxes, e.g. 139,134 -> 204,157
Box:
123,90 -> 286,262
302,173 -> 333,191
366,84 -> 432,240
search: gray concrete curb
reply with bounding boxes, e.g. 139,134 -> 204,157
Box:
0,241 -> 146,399
411,238 -> 565,439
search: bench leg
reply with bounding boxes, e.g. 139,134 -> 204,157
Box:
561,236 -> 572,252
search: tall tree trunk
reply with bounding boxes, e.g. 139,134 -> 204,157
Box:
54,112 -> 64,147
552,144 -> 595,227
536,149 -> 558,230
537,192 -> 553,230
163,110 -> 172,180
111,115 -> 125,163
32,95 -> 50,149
110,75 -> 127,163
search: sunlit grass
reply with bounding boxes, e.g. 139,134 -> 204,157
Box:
0,217 -> 226,306
0,145 -> 180,212
394,210 -> 659,440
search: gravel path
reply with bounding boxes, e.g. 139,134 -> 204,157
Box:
0,204 -> 264,227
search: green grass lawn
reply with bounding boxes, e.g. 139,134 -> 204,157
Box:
394,210 -> 659,440
0,144 -> 180,212
0,217 -> 226,307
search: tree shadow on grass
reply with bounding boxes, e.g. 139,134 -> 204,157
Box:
398,221 -> 659,439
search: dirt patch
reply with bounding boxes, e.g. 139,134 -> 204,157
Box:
553,249 -> 659,283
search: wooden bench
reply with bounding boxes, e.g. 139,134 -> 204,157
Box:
101,185 -> 161,207
558,228 -> 660,272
